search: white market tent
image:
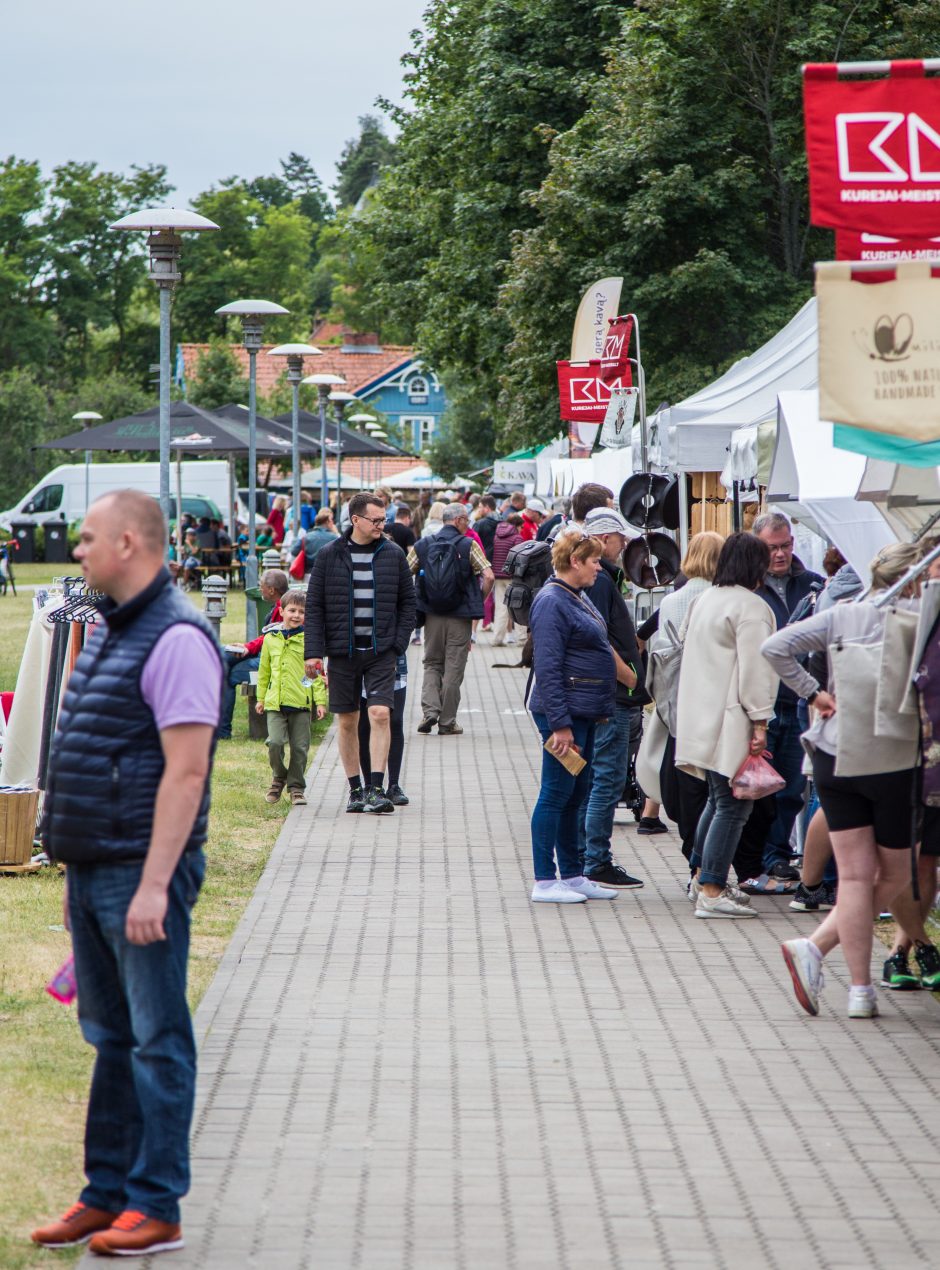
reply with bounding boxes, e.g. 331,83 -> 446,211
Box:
647,297 -> 818,473
766,391 -> 894,577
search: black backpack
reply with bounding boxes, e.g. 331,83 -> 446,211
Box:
419,535 -> 469,613
504,539 -> 553,625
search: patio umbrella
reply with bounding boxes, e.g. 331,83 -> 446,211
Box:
271,409 -> 406,458
41,400 -> 296,458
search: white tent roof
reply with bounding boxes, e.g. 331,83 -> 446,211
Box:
648,297 -> 818,473
766,391 -> 894,577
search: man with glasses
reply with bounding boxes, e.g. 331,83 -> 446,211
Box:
753,512 -> 823,886
408,503 -> 494,735
305,492 -> 416,813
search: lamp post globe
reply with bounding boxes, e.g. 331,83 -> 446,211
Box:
267,343 -> 321,550
72,411 -> 103,515
215,299 -> 290,635
302,373 -> 345,510
110,208 -> 219,532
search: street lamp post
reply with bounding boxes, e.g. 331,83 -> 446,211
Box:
109,209 -> 219,529
329,391 -> 356,512
215,299 -> 289,636
303,373 -> 345,511
370,430 -> 389,488
349,412 -> 377,491
268,343 -> 321,549
72,411 -> 102,515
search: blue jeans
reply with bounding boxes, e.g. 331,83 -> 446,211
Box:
762,704 -> 807,872
531,713 -> 596,881
218,651 -> 260,738
691,770 -> 753,888
578,705 -> 642,874
68,851 -> 206,1224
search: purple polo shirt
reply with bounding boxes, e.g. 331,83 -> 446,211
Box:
139,625 -> 222,730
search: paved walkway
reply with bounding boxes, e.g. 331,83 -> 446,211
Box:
108,645 -> 940,1269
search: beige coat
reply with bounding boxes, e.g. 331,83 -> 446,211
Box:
675,585 -> 778,779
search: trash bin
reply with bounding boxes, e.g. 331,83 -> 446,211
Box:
11,521 -> 35,564
44,521 -> 69,564
245,586 -> 270,637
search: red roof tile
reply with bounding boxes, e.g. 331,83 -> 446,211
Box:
179,341 -> 414,399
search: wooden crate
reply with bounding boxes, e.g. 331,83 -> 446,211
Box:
0,788 -> 41,865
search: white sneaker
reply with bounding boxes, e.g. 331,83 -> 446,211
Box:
847,986 -> 880,1019
531,881 -> 587,904
688,876 -> 750,906
781,938 -> 824,1016
505,633 -> 518,645
694,888 -> 757,919
565,878 -> 618,900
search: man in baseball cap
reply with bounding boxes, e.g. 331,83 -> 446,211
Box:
577,505 -> 648,890
520,498 -> 546,542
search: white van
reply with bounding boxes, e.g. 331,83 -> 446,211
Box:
0,462 -> 235,531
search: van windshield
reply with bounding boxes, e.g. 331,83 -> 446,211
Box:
26,484 -> 64,513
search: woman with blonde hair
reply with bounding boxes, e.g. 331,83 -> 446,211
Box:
266,494 -> 289,545
420,501 -> 446,538
763,541 -> 923,1019
656,531 -> 724,645
526,529 -> 619,904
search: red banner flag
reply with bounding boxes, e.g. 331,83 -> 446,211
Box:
835,228 -> 940,282
804,63 -> 940,236
557,359 -> 633,424
600,315 -> 634,372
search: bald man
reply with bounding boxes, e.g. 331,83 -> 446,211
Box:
32,490 -> 223,1258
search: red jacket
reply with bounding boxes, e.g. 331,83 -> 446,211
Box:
520,512 -> 540,541
245,601 -> 283,658
267,508 -> 286,544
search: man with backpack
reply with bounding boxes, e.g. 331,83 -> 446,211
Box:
409,503 -> 494,735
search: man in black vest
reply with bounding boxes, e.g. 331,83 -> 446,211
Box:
409,503 -> 494,735
32,490 -> 222,1258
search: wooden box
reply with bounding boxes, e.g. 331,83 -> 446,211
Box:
0,788 -> 41,865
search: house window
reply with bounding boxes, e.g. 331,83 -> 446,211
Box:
408,375 -> 429,405
403,416 -> 436,451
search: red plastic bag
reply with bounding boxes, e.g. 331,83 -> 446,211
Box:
289,549 -> 305,580
731,750 -> 786,801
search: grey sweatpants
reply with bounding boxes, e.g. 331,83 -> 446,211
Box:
421,614 -> 472,728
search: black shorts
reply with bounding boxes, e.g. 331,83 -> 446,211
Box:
920,805 -> 940,857
327,649 -> 396,714
811,749 -> 916,851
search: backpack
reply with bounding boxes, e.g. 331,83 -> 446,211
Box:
504,539 -> 553,626
419,535 -> 469,613
645,597 -> 701,734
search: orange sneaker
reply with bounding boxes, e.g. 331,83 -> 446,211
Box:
88,1209 -> 184,1256
31,1201 -> 119,1247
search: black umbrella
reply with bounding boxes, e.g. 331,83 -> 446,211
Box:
41,400 -> 295,459
271,409 -> 406,458
212,403 -> 324,456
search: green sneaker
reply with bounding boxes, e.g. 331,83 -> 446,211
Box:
881,950 -> 920,990
914,943 -> 940,991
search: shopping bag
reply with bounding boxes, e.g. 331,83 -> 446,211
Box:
731,751 -> 786,801
599,387 -> 638,450
289,550 -> 305,580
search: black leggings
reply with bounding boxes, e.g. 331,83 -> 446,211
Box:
359,687 -> 407,785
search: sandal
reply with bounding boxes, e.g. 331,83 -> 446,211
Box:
739,873 -> 797,896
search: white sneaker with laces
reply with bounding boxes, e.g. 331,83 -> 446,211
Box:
847,986 -> 879,1019
781,938 -> 824,1016
694,887 -> 757,919
688,876 -> 750,905
531,881 -> 587,904
565,878 -> 618,900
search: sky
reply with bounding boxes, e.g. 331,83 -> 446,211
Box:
3,0 -> 429,205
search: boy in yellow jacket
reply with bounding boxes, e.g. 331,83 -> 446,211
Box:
256,590 -> 327,805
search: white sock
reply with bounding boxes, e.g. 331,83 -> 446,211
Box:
563,876 -> 588,889
535,880 -> 557,890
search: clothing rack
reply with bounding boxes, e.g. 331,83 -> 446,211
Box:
36,579 -> 104,791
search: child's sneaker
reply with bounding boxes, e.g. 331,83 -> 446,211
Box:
265,779 -> 285,804
289,788 -> 307,806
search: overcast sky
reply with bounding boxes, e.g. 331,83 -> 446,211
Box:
3,0 -> 428,205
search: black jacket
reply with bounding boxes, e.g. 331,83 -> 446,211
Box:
304,530 -> 416,660
584,557 -> 650,707
474,513 -> 499,560
43,568 -> 220,864
756,556 -> 824,708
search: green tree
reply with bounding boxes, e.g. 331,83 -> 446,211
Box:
425,381 -> 495,480
336,0 -> 624,433
0,369 -> 49,507
187,340 -> 248,409
0,156 -> 54,372
498,0 -> 940,447
334,115 -> 397,209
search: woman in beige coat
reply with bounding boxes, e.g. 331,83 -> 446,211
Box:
675,533 -> 779,918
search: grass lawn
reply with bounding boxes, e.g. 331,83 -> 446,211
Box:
0,576 -> 328,1267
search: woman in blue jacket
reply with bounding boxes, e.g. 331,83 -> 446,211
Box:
528,529 -> 619,903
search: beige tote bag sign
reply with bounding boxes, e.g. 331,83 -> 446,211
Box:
817,261 -> 940,439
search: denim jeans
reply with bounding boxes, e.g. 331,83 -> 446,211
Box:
578,704 -> 642,874
218,651 -> 260,739
531,713 -> 596,881
762,704 -> 807,872
68,851 -> 206,1224
691,770 -> 754,888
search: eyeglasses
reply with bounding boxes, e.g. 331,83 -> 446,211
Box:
354,514 -> 386,527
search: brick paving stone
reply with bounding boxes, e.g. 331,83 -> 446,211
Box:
81,643 -> 940,1269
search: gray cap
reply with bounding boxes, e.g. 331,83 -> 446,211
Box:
583,507 -> 632,537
